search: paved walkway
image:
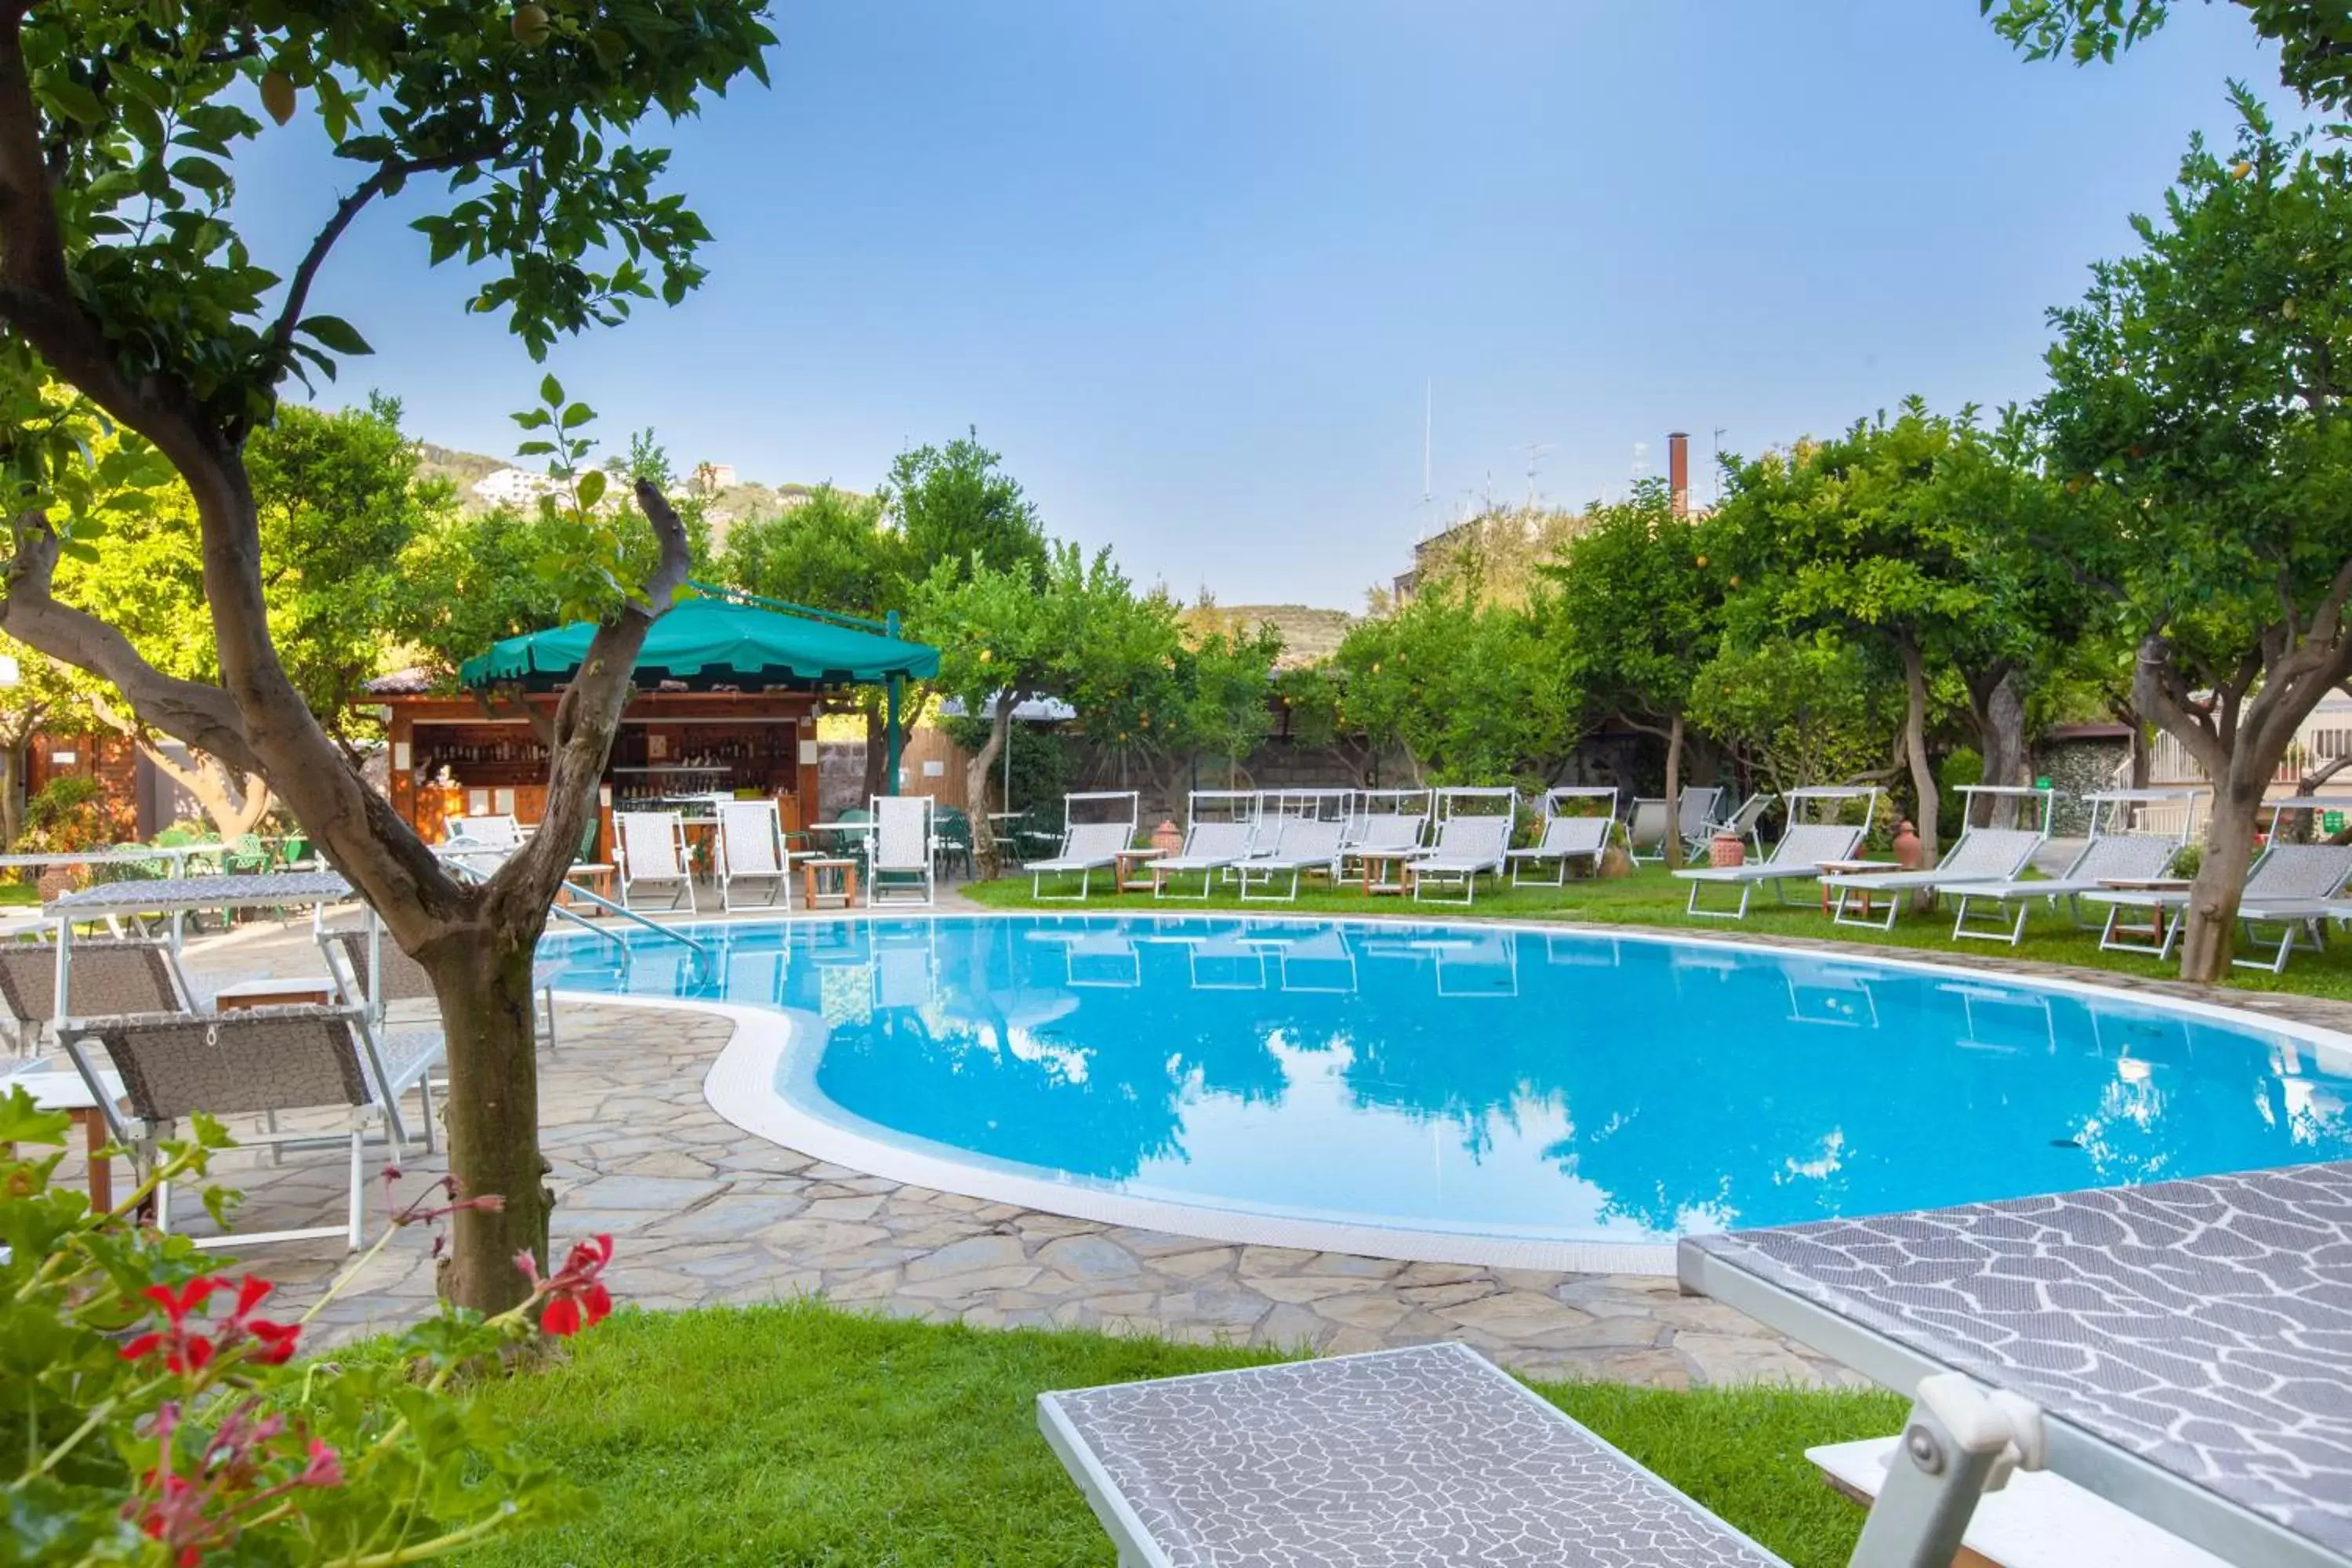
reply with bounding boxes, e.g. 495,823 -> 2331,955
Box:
36,901 -> 2352,1390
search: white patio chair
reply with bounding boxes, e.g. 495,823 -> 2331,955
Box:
717,798 -> 795,912
62,1005 -> 431,1250
615,810 -> 697,912
865,794 -> 938,908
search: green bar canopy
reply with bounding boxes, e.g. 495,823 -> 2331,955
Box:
458,595 -> 940,692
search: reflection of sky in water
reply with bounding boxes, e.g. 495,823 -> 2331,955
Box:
539,916 -> 2352,1245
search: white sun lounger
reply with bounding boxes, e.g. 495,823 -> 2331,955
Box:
1234,817 -> 1347,902
1820,785 -> 2055,931
1675,822 -> 1867,919
1947,788 -> 2201,946
1686,790 -> 1770,861
1408,814 -> 1514,905
1150,819 -> 1258,899
1029,792 -> 1142,902
2085,839 -> 2352,971
1040,1344 -> 1786,1568
1339,793 -> 1431,883
1506,815 -> 1613,885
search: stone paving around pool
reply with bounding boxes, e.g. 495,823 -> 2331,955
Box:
19,909 -> 1863,1390
38,901 -> 2352,1391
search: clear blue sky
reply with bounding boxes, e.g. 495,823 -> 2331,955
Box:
249,2 -> 2280,609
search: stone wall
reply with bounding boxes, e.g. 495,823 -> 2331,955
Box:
2034,735 -> 2130,836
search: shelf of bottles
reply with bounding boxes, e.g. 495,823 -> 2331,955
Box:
414,722 -> 801,803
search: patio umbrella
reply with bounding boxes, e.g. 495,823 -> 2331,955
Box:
458,594 -> 940,692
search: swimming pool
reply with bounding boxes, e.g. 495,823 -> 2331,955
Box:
539,913 -> 2352,1270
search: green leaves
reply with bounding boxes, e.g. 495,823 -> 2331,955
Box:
297,315 -> 373,356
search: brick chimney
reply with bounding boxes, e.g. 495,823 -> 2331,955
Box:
1667,430 -> 1690,517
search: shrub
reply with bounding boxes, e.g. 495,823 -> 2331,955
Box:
2,1087 -> 608,1566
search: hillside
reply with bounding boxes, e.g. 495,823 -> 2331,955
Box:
409,442 -> 837,548
1187,603 -> 1354,667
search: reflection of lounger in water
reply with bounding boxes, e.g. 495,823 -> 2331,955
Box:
1544,932 -> 1621,969
1428,935 -> 1518,997
873,935 -> 935,1011
1785,964 -> 1878,1029
1937,982 -> 2055,1054
1186,934 -> 1267,991
1025,929 -> 1142,989
725,946 -> 788,1010
1274,930 -> 1358,993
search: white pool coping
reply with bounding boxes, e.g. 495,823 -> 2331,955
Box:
548,909 -> 2352,1279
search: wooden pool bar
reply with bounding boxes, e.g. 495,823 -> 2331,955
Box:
378,689 -> 822,860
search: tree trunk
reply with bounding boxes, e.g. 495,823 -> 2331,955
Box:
966,691 -> 1022,877
1898,640 -> 1940,908
422,920 -> 551,1305
0,735 -> 22,849
148,744 -> 272,839
1969,670 -> 2027,829
1661,711 -> 1685,871
2176,777 -> 2264,982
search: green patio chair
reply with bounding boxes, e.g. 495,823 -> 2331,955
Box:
934,806 -> 976,880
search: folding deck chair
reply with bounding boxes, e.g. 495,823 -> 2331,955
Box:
716,798 -> 797,911
1506,786 -> 1618,886
1671,786 -> 1879,920
615,810 -> 697,912
1686,789 -> 1770,862
865,794 -> 938,908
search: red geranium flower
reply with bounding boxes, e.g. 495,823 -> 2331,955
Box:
219,1276 -> 301,1366
122,1277 -> 225,1374
534,1234 -> 615,1338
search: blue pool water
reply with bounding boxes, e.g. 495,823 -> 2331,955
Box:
539,914 -> 2352,1246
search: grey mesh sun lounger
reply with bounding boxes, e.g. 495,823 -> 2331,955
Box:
1947,788 -> 2200,946
1408,814 -> 1514,905
1820,786 -> 2055,931
1028,821 -> 1134,901
1040,1342 -> 1786,1568
1233,817 -> 1347,902
2085,840 -> 2352,972
1149,819 -> 1258,899
1506,815 -> 1613,885
1675,822 -> 1866,920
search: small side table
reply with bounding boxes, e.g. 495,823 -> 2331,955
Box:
563,862 -> 618,913
212,978 -> 336,1011
803,857 -> 859,909
1817,860 -> 1900,919
1112,848 -> 1166,894
7,1065 -> 124,1212
1359,851 -> 1414,896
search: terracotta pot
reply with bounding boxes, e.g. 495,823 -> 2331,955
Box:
1709,830 -> 1746,868
1892,819 -> 1925,870
1151,818 -> 1183,857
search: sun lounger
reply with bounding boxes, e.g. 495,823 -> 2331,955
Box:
1040,1343 -> 1784,1568
1152,797 -> 1264,899
1029,793 -> 1142,901
1234,817 -> 1346,902
1947,788 -> 2201,946
1675,822 -> 1867,919
1409,814 -> 1514,905
1506,815 -> 1613,885
1820,786 -> 2055,931
1339,800 -> 1430,883
2085,840 -> 2352,971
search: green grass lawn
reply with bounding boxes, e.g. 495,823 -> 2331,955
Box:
462,1301 -> 1903,1568
961,862 -> 2352,1002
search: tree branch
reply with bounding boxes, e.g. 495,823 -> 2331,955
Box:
483,479 -> 691,931
259,140 -> 507,409
0,511 -> 263,775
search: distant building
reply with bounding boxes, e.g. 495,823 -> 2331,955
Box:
470,467 -> 564,508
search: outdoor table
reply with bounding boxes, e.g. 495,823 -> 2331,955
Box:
5,1064 -> 125,1210
2096,877 -> 2194,947
1111,846 -> 1165,893
1816,858 -> 1898,916
802,857 -> 858,909
44,871 -> 354,1018
1359,849 -> 1415,895
212,978 -> 336,1011
1678,1162 -> 2352,1567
